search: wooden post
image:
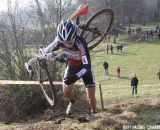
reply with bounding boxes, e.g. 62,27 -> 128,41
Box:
99,84 -> 104,110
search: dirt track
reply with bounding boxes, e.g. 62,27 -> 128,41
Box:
1,99 -> 160,130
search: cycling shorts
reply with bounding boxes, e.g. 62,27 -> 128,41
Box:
64,64 -> 95,88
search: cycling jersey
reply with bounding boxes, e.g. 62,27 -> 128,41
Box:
44,36 -> 95,87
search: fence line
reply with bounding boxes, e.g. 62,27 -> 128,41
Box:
1,80 -> 159,110
0,80 -> 83,85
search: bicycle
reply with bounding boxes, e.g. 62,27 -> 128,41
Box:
70,4 -> 114,50
25,4 -> 114,106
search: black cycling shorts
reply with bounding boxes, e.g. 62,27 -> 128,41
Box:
64,64 -> 95,88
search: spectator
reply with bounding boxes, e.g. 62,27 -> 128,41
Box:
132,28 -> 135,35
113,35 -> 116,43
108,35 -> 111,42
146,31 -> 149,38
117,44 -> 123,53
128,28 -> 131,35
119,44 -> 123,53
104,35 -> 107,41
110,45 -> 113,54
131,73 -> 139,94
106,44 -> 109,54
150,30 -> 154,37
158,32 -> 160,39
103,62 -> 109,75
116,45 -> 120,53
117,66 -> 121,77
105,35 -> 111,43
115,31 -> 119,37
141,33 -> 145,42
157,69 -> 160,80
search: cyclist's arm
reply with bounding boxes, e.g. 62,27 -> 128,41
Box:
43,36 -> 60,53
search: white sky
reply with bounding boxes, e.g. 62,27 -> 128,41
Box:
0,0 -> 30,11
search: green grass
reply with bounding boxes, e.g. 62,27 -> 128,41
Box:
91,37 -> 160,101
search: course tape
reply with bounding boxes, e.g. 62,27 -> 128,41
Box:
0,80 -> 83,85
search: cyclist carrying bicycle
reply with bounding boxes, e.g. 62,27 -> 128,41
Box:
44,19 -> 96,115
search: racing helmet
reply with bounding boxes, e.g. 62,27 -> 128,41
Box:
57,19 -> 77,43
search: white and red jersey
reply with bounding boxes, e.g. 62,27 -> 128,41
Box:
44,36 -> 92,79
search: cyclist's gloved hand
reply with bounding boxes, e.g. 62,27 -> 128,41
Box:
64,75 -> 78,85
55,56 -> 67,63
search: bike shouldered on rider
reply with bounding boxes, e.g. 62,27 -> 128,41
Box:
43,19 -> 97,115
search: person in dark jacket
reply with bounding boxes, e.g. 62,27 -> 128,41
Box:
131,73 -> 139,94
103,62 -> 109,75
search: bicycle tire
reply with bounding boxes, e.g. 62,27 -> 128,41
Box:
80,8 -> 114,50
36,61 -> 56,106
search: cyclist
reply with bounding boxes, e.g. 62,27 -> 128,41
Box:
44,19 -> 96,115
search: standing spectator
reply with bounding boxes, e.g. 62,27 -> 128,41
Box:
105,35 -> 111,43
113,35 -> 116,43
115,31 -> 119,37
150,30 -> 154,37
117,66 -> 121,77
117,44 -> 123,53
131,74 -> 139,94
120,44 -> 123,53
128,28 -> 131,35
117,45 -> 120,53
106,44 -> 109,54
103,62 -> 109,75
141,33 -> 145,42
132,28 -> 135,35
108,35 -> 111,42
110,45 -> 113,54
146,31 -> 149,38
157,69 -> 160,80
158,32 -> 160,39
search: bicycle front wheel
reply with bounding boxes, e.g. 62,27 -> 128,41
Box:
36,62 -> 56,106
80,8 -> 114,50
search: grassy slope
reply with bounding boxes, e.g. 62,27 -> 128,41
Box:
91,37 -> 160,101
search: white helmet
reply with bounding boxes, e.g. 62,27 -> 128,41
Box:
57,19 -> 77,43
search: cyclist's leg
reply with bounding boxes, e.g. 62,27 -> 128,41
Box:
82,67 -> 97,114
63,84 -> 75,103
86,86 -> 96,114
63,83 -> 75,115
63,65 -> 77,103
63,65 -> 82,114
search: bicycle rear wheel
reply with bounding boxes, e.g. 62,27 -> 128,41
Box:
36,61 -> 56,106
80,8 -> 114,50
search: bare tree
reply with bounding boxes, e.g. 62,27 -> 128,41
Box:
0,0 -> 30,80
27,0 -> 75,46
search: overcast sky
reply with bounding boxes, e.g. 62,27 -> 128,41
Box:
0,0 -> 31,11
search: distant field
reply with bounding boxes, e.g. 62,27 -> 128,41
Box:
91,37 -> 160,101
